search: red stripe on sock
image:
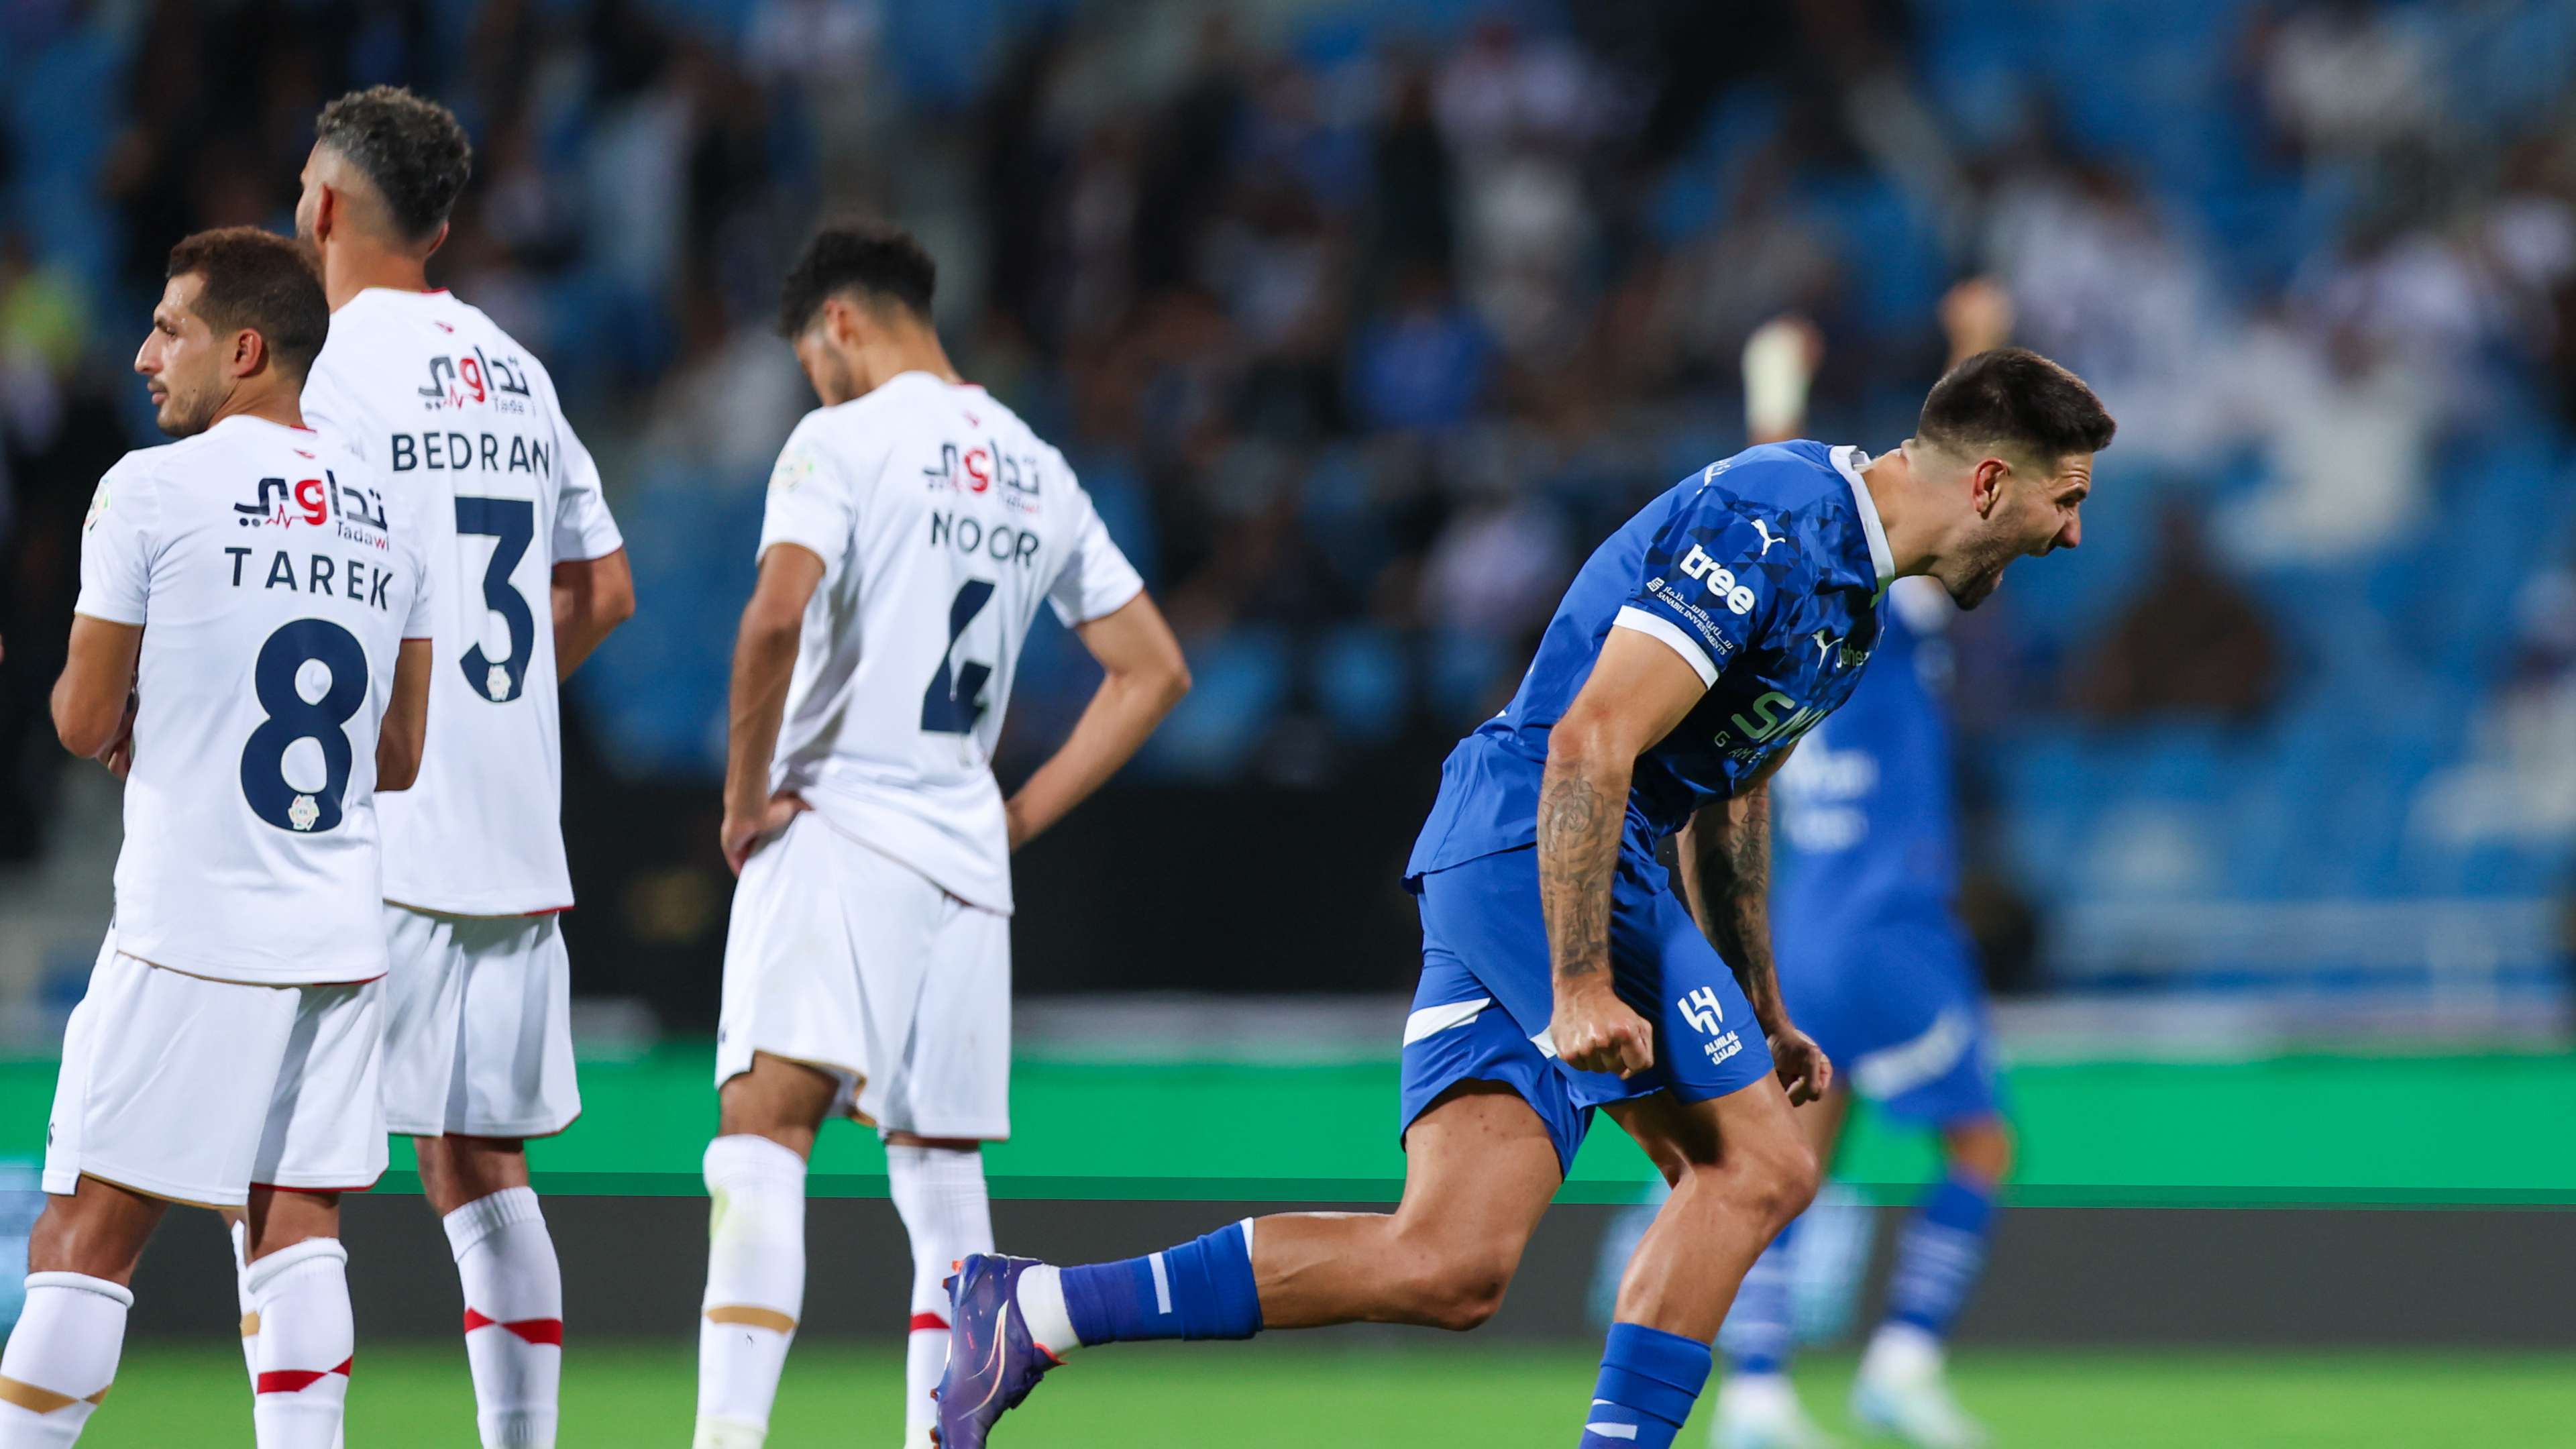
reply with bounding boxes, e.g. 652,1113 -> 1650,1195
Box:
254,1358 -> 352,1395
908,1312 -> 949,1334
464,1309 -> 564,1346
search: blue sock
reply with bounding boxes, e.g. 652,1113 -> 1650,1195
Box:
1717,1216 -> 1797,1377
1885,1171 -> 1998,1338
1581,1322 -> 1711,1448
1057,1220 -> 1263,1344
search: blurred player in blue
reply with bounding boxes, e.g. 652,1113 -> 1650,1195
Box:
1713,286 -> 2023,1449
932,336 -> 2112,1449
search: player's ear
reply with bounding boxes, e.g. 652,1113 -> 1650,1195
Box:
1972,456 -> 2009,517
823,294 -> 865,350
422,219 -> 449,260
231,327 -> 269,380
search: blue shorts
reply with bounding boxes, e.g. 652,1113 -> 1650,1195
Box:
1784,910 -> 2002,1127
1397,845 -> 1776,1175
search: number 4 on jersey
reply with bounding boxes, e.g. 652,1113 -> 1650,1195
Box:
922,580 -> 996,734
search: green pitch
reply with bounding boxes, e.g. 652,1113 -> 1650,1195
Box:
74,1342 -> 2576,1448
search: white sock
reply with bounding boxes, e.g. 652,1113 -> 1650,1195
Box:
234,1224 -> 341,1449
247,1238 -> 354,1449
445,1187 -> 563,1449
1719,1372 -> 1798,1418
231,1220 -> 260,1395
885,1144 -> 993,1445
1012,1265 -> 1081,1360
0,1273 -> 129,1447
694,1136 -> 806,1449
1861,1321 -> 1945,1383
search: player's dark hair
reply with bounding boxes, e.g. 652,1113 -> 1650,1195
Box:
314,86 -> 472,244
776,221 -> 938,336
166,227 -> 330,380
1917,347 -> 2116,464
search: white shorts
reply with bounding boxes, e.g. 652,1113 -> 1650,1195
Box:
717,812 -> 1012,1140
44,934 -> 386,1208
382,905 -> 581,1140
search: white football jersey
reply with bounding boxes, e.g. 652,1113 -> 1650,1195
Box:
757,370 -> 1144,913
303,288 -> 624,916
74,415 -> 431,985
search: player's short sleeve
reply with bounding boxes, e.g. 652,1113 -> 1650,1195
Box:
72,458 -> 157,627
299,349 -> 370,466
1612,494 -> 1787,688
755,415 -> 865,580
548,421 -> 625,564
1044,482 -> 1146,627
402,519 -> 437,640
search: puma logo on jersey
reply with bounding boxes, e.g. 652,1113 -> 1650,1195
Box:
1753,519 -> 1787,556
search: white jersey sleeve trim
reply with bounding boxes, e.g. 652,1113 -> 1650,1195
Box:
1611,605 -> 1719,687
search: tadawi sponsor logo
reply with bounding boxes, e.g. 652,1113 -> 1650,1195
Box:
231,472 -> 391,544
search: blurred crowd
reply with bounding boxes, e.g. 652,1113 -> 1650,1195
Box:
4,0 -> 2575,947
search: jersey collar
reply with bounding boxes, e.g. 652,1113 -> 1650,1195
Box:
1830,444 -> 1896,592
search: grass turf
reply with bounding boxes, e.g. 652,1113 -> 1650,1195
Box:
75,1342 -> 2576,1448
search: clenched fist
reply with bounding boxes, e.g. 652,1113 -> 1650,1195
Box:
1552,981 -> 1656,1078
1768,1024 -> 1833,1106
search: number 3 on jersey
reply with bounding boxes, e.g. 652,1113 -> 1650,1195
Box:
241,618 -> 368,833
456,496 -> 535,704
922,579 -> 996,734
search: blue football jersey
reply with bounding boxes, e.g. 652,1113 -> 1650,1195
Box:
1407,441 -> 1895,877
1770,580 -> 1961,937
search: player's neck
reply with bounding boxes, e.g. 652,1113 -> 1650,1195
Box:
204,378 -> 305,435
850,331 -> 961,398
1862,445 -> 1939,579
321,244 -> 433,312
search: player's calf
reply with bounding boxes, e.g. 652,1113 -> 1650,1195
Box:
246,1237 -> 355,1449
886,1138 -> 993,1449
692,1055 -> 838,1449
0,1179 -> 160,1447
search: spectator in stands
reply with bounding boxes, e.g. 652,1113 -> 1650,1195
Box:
2074,504 -> 2285,724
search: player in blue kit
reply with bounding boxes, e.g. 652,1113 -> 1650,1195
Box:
1713,288 -> 2023,1449
932,347 -> 2113,1449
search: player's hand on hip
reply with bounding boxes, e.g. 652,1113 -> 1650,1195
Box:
1552,983 -> 1656,1078
1768,1025 -> 1833,1106
99,693 -> 138,780
720,790 -> 810,875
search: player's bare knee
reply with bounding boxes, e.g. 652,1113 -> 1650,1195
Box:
413,1134 -> 531,1215
1387,1229 -> 1517,1332
1732,1134 -> 1820,1232
1944,1116 -> 2015,1185
716,1056 -> 836,1155
1412,1254 -> 1512,1332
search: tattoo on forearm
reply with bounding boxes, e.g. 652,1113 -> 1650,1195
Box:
1536,763 -> 1618,984
1693,788 -> 1787,1026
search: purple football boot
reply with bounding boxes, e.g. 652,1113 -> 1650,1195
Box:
933,1254 -> 1062,1448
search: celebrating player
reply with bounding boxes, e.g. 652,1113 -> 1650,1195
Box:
690,223 -> 1188,1449
228,87 -> 635,1449
3,228 -> 432,1449
1712,288 -> 2023,1449
936,345 -> 2114,1449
